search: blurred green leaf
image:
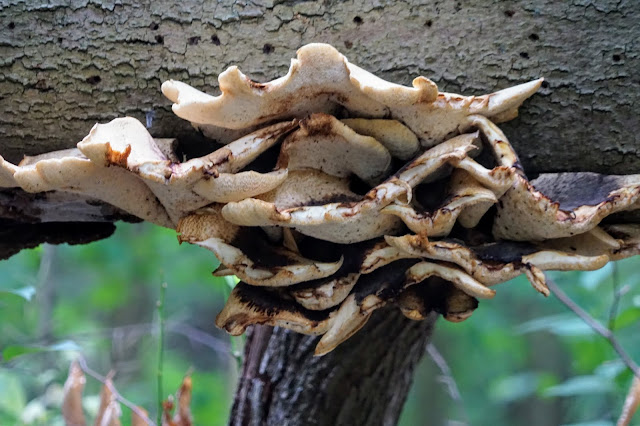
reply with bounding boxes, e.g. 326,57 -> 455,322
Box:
489,372 -> 540,403
2,340 -> 81,361
579,263 -> 613,290
516,314 -> 594,337
544,375 -> 614,397
614,306 -> 640,329
0,286 -> 36,302
594,360 -> 626,379
89,279 -> 128,310
560,422 -> 614,426
0,369 -> 26,420
2,346 -> 43,361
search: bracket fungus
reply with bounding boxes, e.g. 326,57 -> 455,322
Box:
4,43 -> 640,356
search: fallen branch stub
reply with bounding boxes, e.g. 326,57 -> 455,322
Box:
2,43 -> 639,355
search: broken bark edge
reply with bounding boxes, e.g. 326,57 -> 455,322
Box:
0,188 -> 142,260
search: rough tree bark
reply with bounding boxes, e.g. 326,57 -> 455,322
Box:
1,1 -> 638,425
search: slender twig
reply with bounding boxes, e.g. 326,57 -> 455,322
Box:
546,277 -> 640,378
169,323 -> 232,355
76,356 -> 156,426
426,343 -> 469,424
156,282 -> 167,426
62,321 -> 232,358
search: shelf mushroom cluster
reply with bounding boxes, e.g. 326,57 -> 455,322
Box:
2,44 -> 639,355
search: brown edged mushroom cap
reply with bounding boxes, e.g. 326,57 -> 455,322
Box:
162,43 -> 542,146
216,282 -> 336,336
288,240 -> 378,311
0,155 -> 18,187
382,167 -> 497,236
454,115 -> 640,241
313,257 -> 490,355
340,118 -> 420,160
277,113 -> 391,185
405,260 -> 496,299
289,239 -> 418,310
454,115 -> 521,193
395,277 -> 478,323
540,225 -> 640,261
452,169 -> 502,228
493,172 -> 640,241
220,132 -> 481,243
162,43 -> 437,129
79,117 -> 167,170
313,293 -> 373,356
174,120 -> 298,177
13,154 -> 173,227
359,240 -> 420,273
435,115 -> 523,228
603,224 -> 640,260
220,168 -> 404,244
217,264 -> 412,353
290,273 -> 360,311
386,233 -> 610,296
177,206 -> 343,286
314,260 -> 416,356
78,117 -> 297,224
250,169 -> 358,210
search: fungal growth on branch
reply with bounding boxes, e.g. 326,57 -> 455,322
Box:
2,44 -> 639,355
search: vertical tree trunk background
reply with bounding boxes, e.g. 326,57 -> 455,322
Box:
1,1 -> 639,425
231,311 -> 437,426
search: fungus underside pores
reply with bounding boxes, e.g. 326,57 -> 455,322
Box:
2,43 -> 639,356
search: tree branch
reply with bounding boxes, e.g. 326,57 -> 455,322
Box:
545,277 -> 640,378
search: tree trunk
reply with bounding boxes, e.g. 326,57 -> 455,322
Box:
231,310 -> 437,426
1,1 -> 639,425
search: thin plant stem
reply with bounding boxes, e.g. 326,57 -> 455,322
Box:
609,263 -> 621,331
157,282 -> 167,426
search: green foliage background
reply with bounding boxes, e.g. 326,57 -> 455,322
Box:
1,222 -> 639,425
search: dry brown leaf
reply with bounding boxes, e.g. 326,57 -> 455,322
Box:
94,379 -> 121,426
173,376 -> 193,426
131,407 -> 150,426
62,361 -> 87,426
618,376 -> 640,426
161,397 -> 176,426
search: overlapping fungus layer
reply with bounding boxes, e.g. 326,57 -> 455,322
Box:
2,44 -> 639,355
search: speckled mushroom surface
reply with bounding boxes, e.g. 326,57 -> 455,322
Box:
3,43 -> 639,355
